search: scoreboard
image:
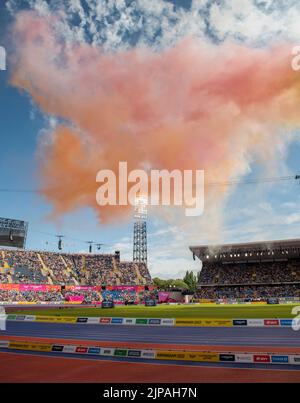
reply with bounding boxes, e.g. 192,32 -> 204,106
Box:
102,300 -> 114,308
0,217 -> 28,248
145,300 -> 156,307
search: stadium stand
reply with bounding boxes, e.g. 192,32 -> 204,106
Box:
0,249 -> 152,286
0,248 -> 154,304
191,239 -> 300,301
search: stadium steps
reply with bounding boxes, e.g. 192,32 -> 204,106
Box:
47,276 -> 54,285
45,266 -> 55,283
36,253 -> 49,277
60,255 -> 79,285
134,264 -> 146,285
66,267 -> 79,285
112,257 -> 122,285
60,255 -> 68,268
2,250 -> 10,269
6,274 -> 13,283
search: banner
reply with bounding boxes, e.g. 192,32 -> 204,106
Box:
35,316 -> 77,323
253,354 -> 271,363
233,319 -> 247,326
264,319 -> 279,326
0,284 -> 60,291
8,341 -> 52,352
65,285 -> 99,291
156,350 -> 219,362
66,295 -> 84,302
175,318 -> 232,327
271,355 -> 288,363
88,347 -> 101,355
235,354 -> 253,363
158,291 -> 182,303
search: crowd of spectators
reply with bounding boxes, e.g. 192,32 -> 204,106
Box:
0,289 -> 64,302
102,289 -> 137,304
118,263 -> 139,284
85,255 -> 119,285
0,287 -> 158,304
137,263 -> 152,283
0,273 -> 10,283
0,249 -> 152,286
12,267 -> 48,285
7,250 -> 42,270
41,252 -> 74,285
196,284 -> 299,299
198,261 -> 300,285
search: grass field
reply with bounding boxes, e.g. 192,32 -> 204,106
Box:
8,303 -> 299,319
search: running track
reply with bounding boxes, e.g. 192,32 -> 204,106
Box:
1,350 -> 300,383
2,321 -> 300,348
2,321 -> 300,382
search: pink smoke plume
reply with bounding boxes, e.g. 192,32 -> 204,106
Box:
9,11 -> 300,233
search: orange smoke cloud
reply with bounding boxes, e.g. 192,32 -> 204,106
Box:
9,11 -> 300,229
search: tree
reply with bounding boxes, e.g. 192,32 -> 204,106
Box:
183,270 -> 197,292
153,277 -> 188,290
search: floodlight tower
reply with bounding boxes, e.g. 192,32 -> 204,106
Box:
133,196 -> 147,265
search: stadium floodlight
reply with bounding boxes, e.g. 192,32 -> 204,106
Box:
134,195 -> 148,220
56,235 -> 64,250
133,195 -> 147,264
86,241 -> 94,253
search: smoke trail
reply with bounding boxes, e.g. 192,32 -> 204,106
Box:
9,11 -> 300,239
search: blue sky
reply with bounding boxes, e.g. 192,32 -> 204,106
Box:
0,0 -> 300,279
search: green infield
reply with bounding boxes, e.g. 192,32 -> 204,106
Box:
8,303 -> 299,319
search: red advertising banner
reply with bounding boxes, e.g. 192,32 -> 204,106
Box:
75,347 -> 88,353
19,284 -> 61,292
0,284 -> 60,291
0,284 -> 155,293
264,319 -> 279,326
65,286 -> 99,291
66,296 -> 84,302
100,317 -> 111,324
253,354 -> 271,363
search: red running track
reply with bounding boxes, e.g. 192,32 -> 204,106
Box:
1,351 -> 300,383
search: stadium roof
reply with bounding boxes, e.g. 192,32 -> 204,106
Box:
189,238 -> 300,263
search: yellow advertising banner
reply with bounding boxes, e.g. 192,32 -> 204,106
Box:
156,350 -> 219,362
35,316 -> 77,323
175,318 -> 232,327
9,341 -> 52,352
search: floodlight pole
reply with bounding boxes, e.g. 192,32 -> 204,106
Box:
133,196 -> 147,265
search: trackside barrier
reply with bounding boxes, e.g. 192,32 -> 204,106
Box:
1,340 -> 300,365
8,341 -> 52,352
5,315 -> 176,326
175,319 -> 232,327
4,316 -> 296,327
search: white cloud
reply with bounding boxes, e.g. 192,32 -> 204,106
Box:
286,213 -> 300,224
6,0 -> 300,51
